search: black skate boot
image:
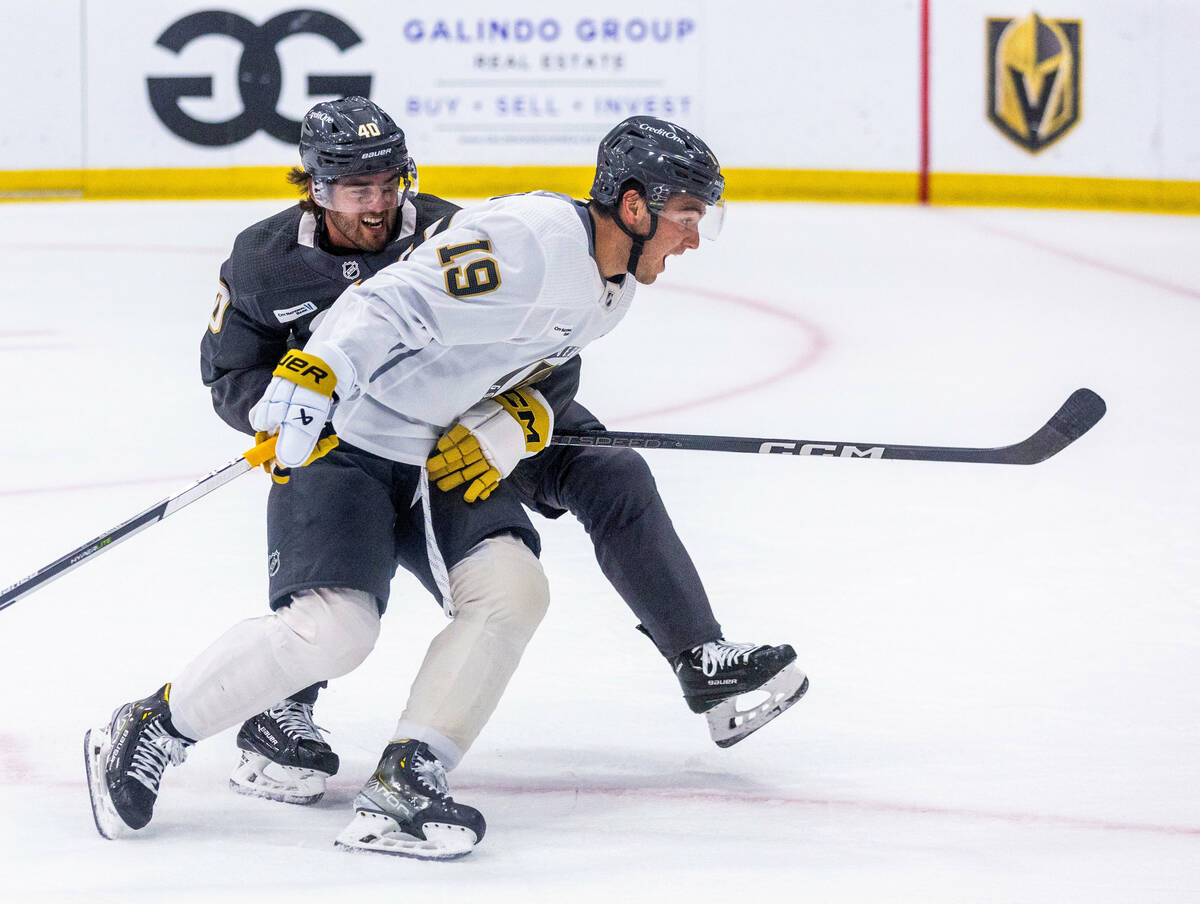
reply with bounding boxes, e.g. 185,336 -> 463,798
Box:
83,684 -> 193,839
334,739 -> 485,860
672,640 -> 809,748
230,701 -> 339,805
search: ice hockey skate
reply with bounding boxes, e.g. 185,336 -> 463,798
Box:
673,640 -> 809,747
83,684 -> 192,839
230,701 -> 339,805
334,739 -> 485,860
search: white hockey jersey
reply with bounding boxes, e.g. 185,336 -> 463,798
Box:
305,192 -> 635,464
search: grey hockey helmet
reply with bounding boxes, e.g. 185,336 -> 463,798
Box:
300,96 -> 417,212
590,116 -> 724,215
590,116 -> 725,274
300,96 -> 413,180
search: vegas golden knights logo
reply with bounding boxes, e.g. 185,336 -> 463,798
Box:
987,14 -> 1081,152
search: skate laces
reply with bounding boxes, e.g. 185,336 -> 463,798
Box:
128,720 -> 190,794
268,701 -> 328,743
694,640 -> 765,677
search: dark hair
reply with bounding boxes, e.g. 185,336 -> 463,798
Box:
286,166 -> 317,213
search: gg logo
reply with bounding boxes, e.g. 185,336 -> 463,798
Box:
147,9 -> 372,146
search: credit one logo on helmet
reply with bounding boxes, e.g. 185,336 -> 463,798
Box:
147,10 -> 371,146
986,14 -> 1082,153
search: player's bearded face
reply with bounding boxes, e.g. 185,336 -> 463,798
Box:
314,170 -> 405,253
324,205 -> 398,252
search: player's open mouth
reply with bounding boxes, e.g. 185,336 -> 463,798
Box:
362,216 -> 385,231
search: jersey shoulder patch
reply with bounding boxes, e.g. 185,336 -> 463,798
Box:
270,301 -> 320,324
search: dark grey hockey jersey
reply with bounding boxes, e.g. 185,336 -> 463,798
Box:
201,192 -> 587,440
201,194 -> 460,434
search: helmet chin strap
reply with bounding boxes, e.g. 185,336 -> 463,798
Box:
616,209 -> 658,276
312,204 -> 333,249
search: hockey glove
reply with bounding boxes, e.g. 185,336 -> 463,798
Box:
254,429 -> 340,484
427,388 -> 553,503
249,349 -> 342,468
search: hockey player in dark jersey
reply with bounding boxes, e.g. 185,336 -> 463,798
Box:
83,102 -> 807,858
199,98 -> 462,805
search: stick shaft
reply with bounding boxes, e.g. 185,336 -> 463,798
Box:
549,389 -> 1106,467
0,436 -> 275,612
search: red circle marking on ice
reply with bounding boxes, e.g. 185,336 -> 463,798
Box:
614,282 -> 829,423
0,286 -> 829,498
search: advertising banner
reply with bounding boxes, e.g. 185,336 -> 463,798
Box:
85,1 -> 704,168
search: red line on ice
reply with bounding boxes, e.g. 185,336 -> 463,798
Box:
0,736 -> 37,784
0,474 -> 198,498
616,282 -> 829,423
454,780 -> 1200,838
946,214 -> 1200,302
0,345 -> 78,353
2,286 -> 828,497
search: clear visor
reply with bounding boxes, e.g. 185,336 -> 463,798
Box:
656,196 -> 726,241
311,167 -> 417,213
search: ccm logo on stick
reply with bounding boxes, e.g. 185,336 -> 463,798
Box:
759,442 -> 885,458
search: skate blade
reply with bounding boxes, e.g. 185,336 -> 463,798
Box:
707,665 -> 809,748
333,810 -> 478,861
83,727 -> 126,840
229,752 -> 326,805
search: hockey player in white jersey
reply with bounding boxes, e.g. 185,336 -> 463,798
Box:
207,102 -> 801,810
85,117 -> 807,859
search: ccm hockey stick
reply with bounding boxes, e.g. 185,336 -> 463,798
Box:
2,390 -> 1104,611
0,435 -> 278,613
550,388 -> 1106,465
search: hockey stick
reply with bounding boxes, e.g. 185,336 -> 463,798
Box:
549,388 -> 1106,465
0,435 -> 278,613
2,390 -> 1103,610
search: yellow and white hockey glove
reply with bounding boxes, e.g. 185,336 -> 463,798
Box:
250,348 -> 350,468
254,430 -> 340,484
427,388 -> 554,503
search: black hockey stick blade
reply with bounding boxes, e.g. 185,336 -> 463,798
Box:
1003,387 -> 1107,465
0,435 -> 278,614
549,388 -> 1106,466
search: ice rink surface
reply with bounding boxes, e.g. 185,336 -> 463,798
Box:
1,198 -> 1198,901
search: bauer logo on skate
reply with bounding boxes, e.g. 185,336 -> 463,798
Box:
758,442 -> 886,458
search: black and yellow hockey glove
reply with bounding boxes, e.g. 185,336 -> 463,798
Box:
427,389 -> 553,503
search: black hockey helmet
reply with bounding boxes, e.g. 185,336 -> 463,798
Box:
299,96 -> 416,183
590,116 -> 725,213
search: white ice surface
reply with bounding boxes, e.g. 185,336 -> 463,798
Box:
0,200 -> 1198,902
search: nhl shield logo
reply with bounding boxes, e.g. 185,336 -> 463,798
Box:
268,550 -> 280,577
342,260 -> 361,280
987,14 -> 1082,153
